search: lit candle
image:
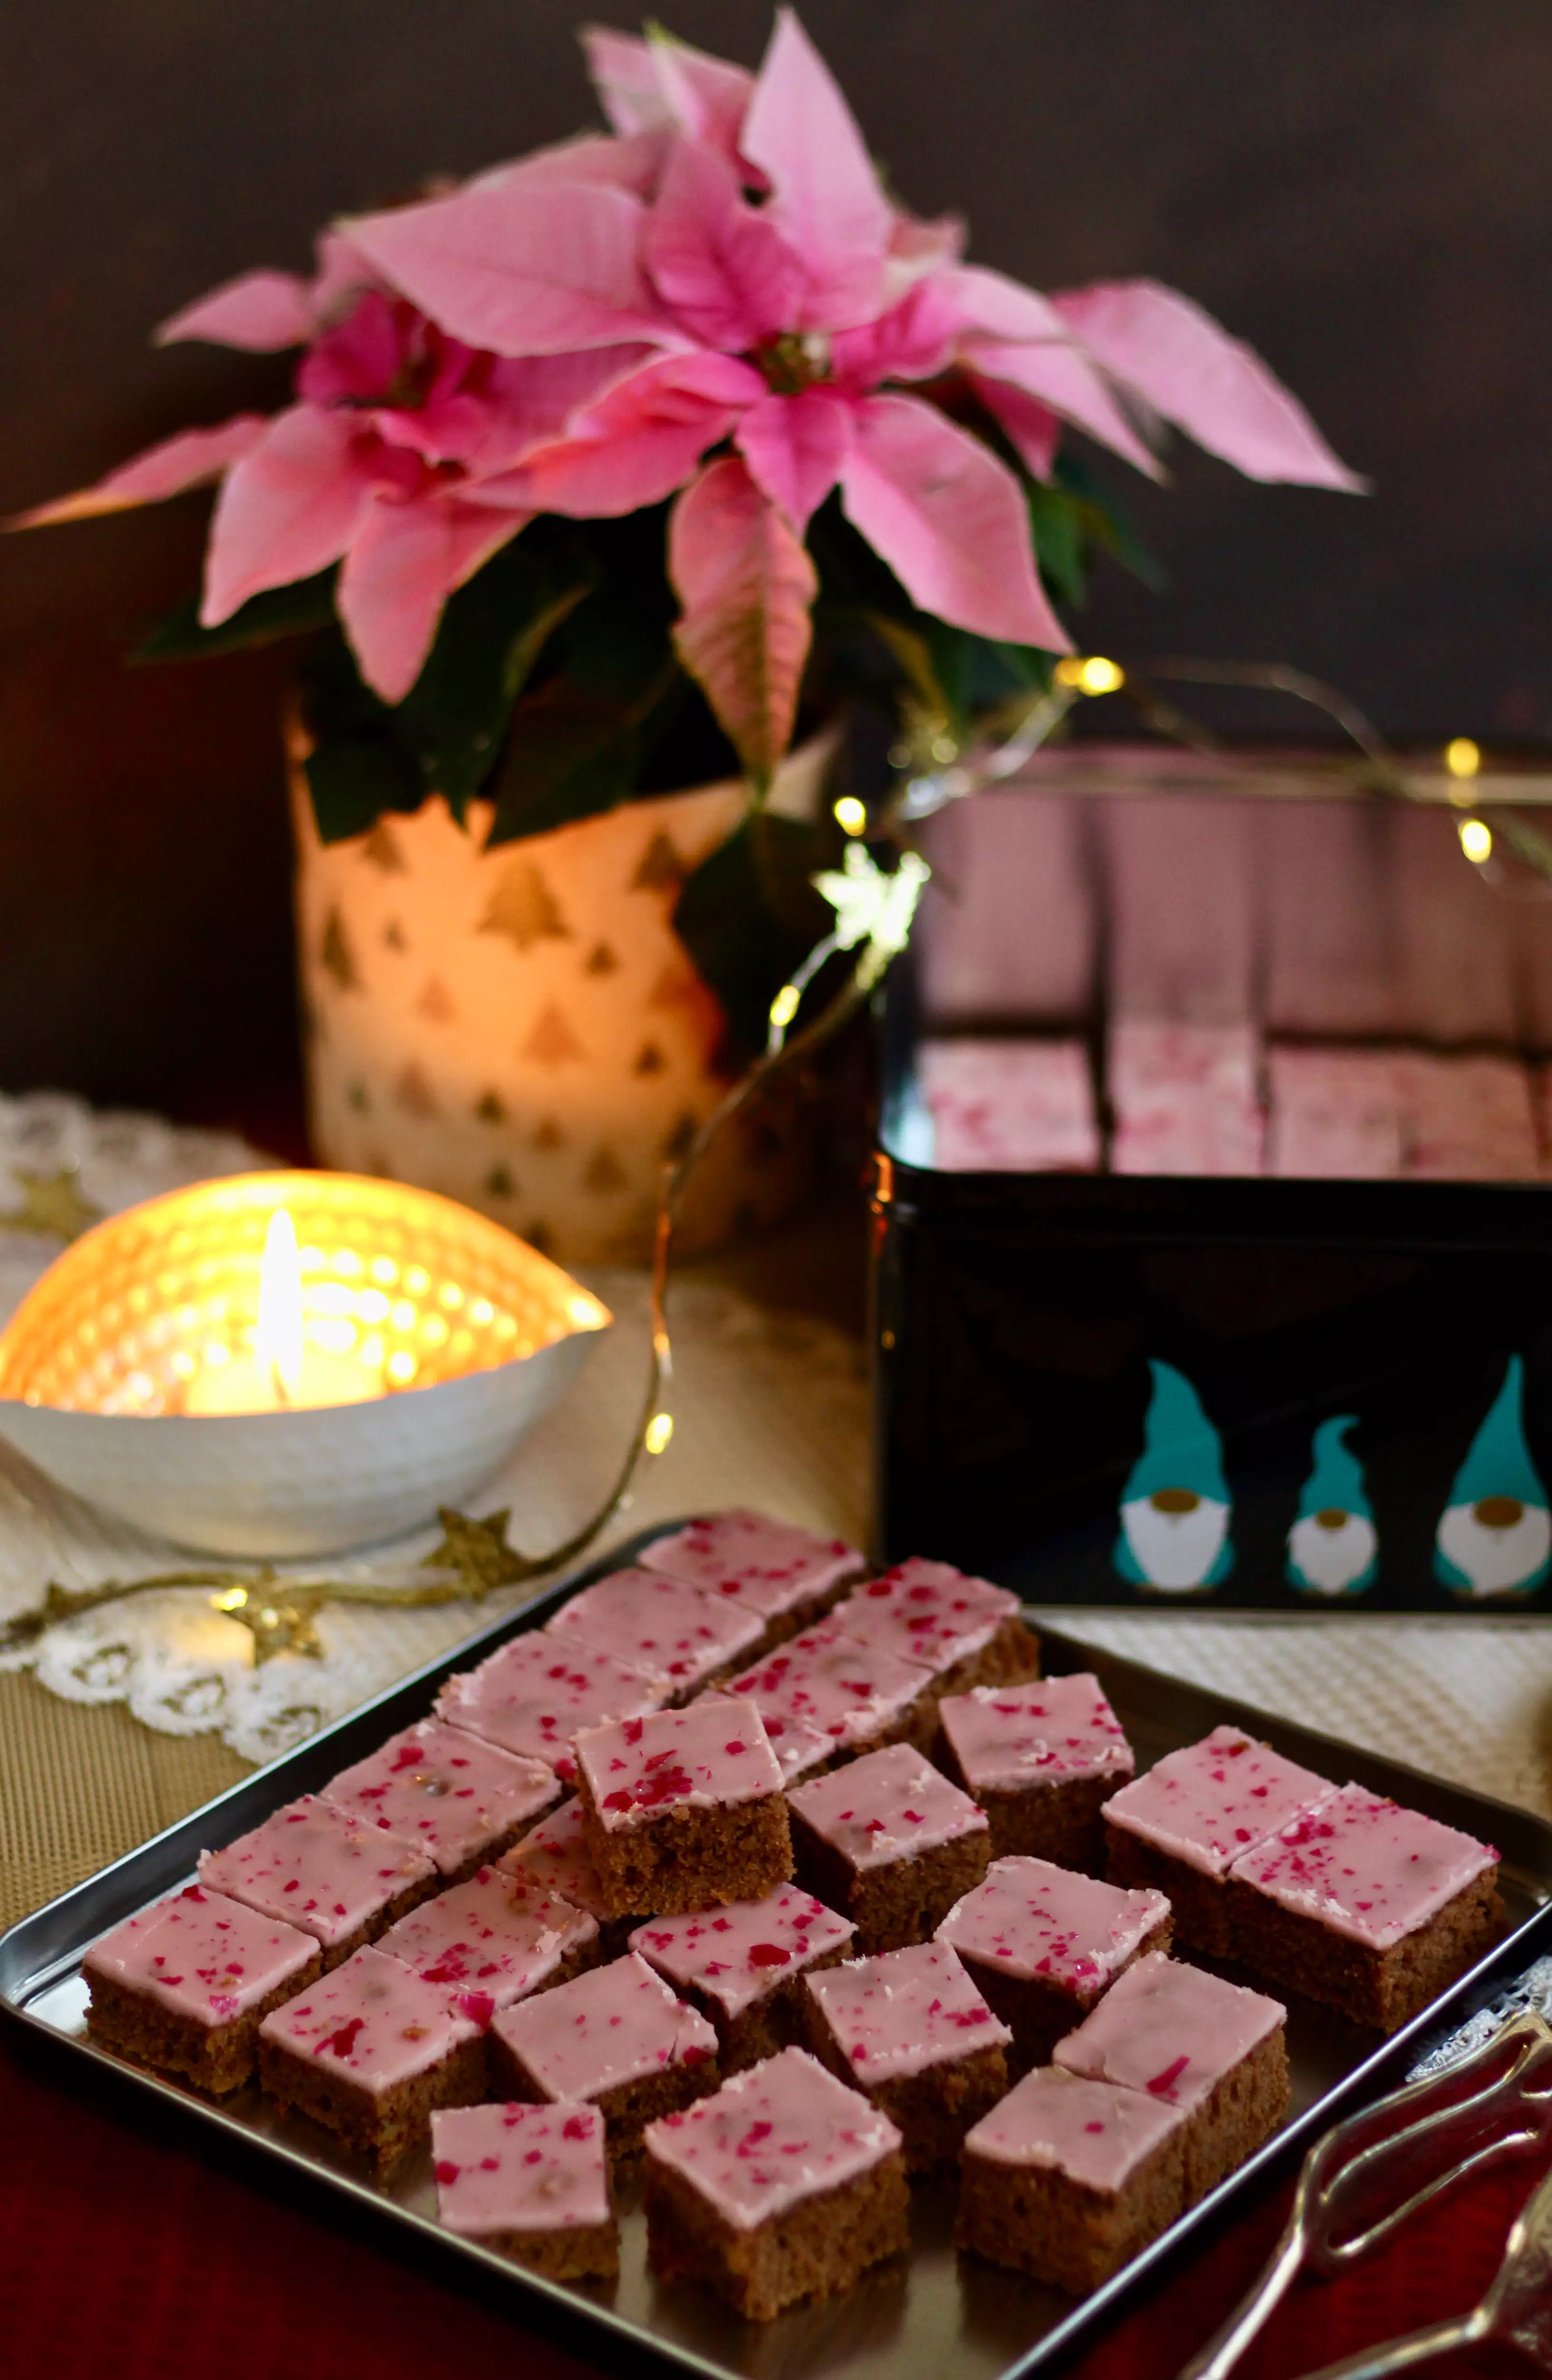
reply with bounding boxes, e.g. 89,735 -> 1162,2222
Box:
182,1208 -> 380,1415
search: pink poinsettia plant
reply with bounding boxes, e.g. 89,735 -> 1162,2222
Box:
16,10 -> 1356,1053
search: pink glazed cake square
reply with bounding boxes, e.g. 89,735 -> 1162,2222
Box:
198,1793 -> 439,1966
1103,1725 -> 1332,1953
642,2045 -> 908,2321
803,1938 -> 1010,2171
431,2100 -> 618,2278
488,1951 -> 719,2168
84,1882 -> 321,2094
546,1565 -> 764,1699
640,1509 -> 865,1646
938,1674 -> 1137,1870
257,1944 -> 486,2171
630,1885 -> 855,2069
573,1697 -> 792,1917
321,1717 -> 559,1879
435,1633 -> 671,1778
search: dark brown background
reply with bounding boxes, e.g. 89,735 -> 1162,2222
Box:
2,1 -> 1549,1114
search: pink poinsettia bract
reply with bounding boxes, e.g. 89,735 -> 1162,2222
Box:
12,9 -> 1359,777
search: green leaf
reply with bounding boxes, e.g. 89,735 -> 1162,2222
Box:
483,685 -> 651,846
1025,481 -> 1089,610
394,537 -> 598,819
482,565 -> 685,843
133,571 -> 339,663
1053,449 -> 1166,590
305,734 -> 423,845
672,811 -> 835,1066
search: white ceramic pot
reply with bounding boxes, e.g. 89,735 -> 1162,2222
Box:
290,733 -> 831,1264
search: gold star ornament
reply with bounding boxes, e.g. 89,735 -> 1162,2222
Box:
3,1167 -> 102,1242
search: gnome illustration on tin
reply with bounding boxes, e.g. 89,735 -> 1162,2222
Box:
1115,1360 -> 1234,1593
1434,1355 -> 1551,1599
1286,1416 -> 1377,1597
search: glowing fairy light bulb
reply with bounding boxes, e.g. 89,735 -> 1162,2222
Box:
1459,817 -> 1493,864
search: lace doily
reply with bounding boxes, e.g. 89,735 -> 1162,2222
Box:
0,1092 -> 870,1764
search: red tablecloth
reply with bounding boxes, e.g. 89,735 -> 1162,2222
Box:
0,2020 -> 1529,2380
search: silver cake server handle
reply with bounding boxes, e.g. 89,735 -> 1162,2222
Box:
1287,2154 -> 1552,2379
1177,2008 -> 1552,2380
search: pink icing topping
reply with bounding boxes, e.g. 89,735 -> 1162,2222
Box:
1103,1726 -> 1332,1878
434,1635 -> 670,1776
639,1509 -> 864,1620
574,1696 -> 782,1832
835,1558 -> 1022,1674
1053,1951 -> 1284,2113
376,1865 -> 597,2016
787,1741 -> 986,1872
936,1855 -> 1169,1993
1230,1782 -> 1498,1950
806,1941 -> 1010,2084
258,1944 -> 481,2093
724,1625 -> 931,1769
630,1887 -> 854,2021
939,1674 -> 1135,1794
198,1794 -> 436,1948
490,1951 -> 717,2100
431,2101 -> 610,2236
499,1800 -> 610,1923
84,1885 -> 317,2029
321,1719 -> 559,1876
965,2066 -> 1185,2194
643,2044 -> 900,2230
545,1566 -> 763,1689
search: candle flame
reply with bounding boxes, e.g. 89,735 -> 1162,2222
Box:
254,1209 -> 305,1403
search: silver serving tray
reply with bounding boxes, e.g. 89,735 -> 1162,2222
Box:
5,1520 -> 1552,2380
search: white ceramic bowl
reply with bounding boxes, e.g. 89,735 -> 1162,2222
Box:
0,1171 -> 611,1557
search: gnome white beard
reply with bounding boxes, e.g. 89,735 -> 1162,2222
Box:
1436,1500 -> 1552,1596
1288,1509 -> 1376,1595
1120,1494 -> 1230,1591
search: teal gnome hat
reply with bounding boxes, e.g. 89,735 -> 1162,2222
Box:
1296,1417 -> 1372,1521
1445,1356 -> 1547,1511
1121,1362 -> 1230,1505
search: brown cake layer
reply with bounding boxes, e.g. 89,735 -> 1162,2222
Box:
1105,1823 -> 1234,1956
484,2219 -> 620,2281
954,1906 -> 1174,2076
926,1615 -> 1043,1703
956,2120 -> 1185,2294
678,1942 -> 853,2074
578,1770 -> 793,1918
644,2140 -> 910,2322
1225,1866 -> 1504,2034
488,2034 -> 722,2171
790,1809 -> 991,1955
1176,2025 -> 1290,2202
955,1770 -> 1119,1875
87,1952 -> 323,2097
854,2039 -> 1009,2174
257,2029 -> 486,2174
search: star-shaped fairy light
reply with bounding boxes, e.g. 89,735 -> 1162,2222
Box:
812,845 -> 932,960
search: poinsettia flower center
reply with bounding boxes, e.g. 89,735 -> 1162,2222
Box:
752,331 -> 830,396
